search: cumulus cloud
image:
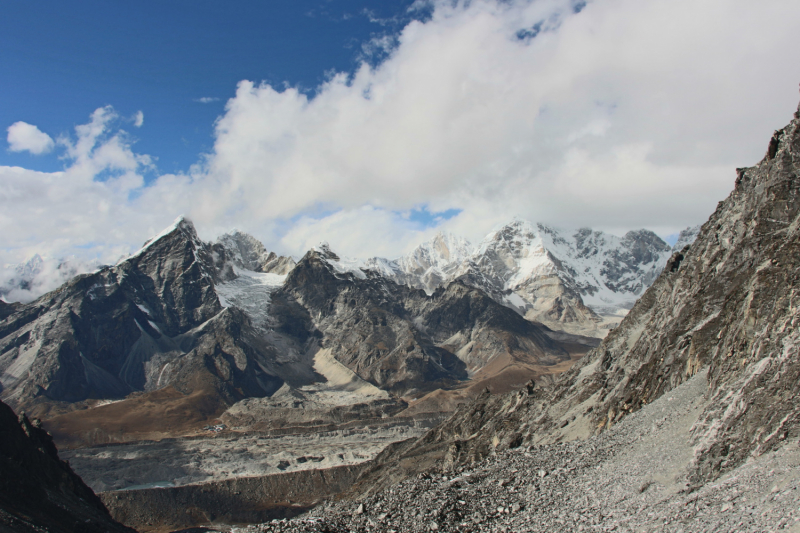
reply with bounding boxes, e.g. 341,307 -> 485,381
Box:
133,110 -> 144,127
194,97 -> 220,104
202,0 -> 800,247
7,122 -> 54,154
0,106 -> 191,272
3,0 -> 800,281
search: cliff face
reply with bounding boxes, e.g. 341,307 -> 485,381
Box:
355,100 -> 800,489
0,399 -> 135,532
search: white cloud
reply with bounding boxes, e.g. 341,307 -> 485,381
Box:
280,206 -> 437,258
0,255 -> 101,304
0,107 -> 187,271
133,110 -> 144,127
3,0 -> 800,282
7,122 -> 54,154
194,97 -> 220,104
201,0 -> 800,248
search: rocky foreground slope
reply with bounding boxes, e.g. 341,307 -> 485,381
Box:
223,100 -> 800,532
236,369 -> 800,533
0,399 -> 134,533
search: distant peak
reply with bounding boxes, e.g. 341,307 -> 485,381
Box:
124,216 -> 199,263
312,242 -> 340,261
216,228 -> 260,244
172,215 -> 194,230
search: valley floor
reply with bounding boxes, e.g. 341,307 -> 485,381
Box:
62,418 -> 437,493
208,368 -> 800,533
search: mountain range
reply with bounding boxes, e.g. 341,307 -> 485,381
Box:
0,216 -> 595,448
1,220 -> 696,340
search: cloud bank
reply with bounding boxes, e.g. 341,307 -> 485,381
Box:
2,0 -> 800,286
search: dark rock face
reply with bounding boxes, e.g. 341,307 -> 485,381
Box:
278,247 -> 570,396
0,301 -> 19,322
351,99 -> 800,489
0,399 -> 134,532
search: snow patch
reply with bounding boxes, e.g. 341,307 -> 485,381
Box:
214,267 -> 286,334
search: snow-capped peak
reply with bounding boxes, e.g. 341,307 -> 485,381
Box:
125,216 -> 199,263
312,243 -> 367,280
398,231 -> 473,274
673,225 -> 701,251
464,219 -> 673,311
357,231 -> 473,294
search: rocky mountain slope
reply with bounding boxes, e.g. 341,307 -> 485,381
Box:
0,217 -> 288,414
0,399 -> 134,533
234,366 -> 800,533
341,98 -> 800,500
278,244 -> 574,397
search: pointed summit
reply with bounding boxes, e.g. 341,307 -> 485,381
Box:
128,216 -> 200,262
312,242 -> 340,261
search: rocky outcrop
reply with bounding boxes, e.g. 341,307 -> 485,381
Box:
349,99 -> 800,490
0,399 -> 134,533
0,300 -> 19,322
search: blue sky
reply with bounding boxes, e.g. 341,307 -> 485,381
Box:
1,1 -> 422,175
2,0 -> 799,274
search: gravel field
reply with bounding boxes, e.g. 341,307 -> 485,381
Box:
213,368 -> 800,533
